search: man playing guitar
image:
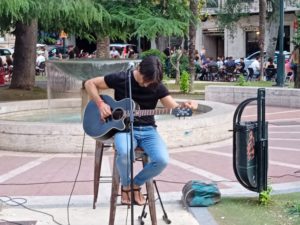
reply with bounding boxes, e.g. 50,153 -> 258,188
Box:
84,56 -> 197,205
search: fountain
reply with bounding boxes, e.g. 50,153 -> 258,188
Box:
0,59 -> 235,153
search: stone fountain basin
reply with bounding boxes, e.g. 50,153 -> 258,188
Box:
0,99 -> 235,153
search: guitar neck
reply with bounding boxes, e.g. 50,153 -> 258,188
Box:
126,108 -> 173,117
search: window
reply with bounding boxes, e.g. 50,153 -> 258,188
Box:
206,0 -> 218,8
246,31 -> 259,56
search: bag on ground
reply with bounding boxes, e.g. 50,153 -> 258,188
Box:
182,180 -> 221,207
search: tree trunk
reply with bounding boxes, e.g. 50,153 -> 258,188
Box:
170,50 -> 183,84
265,1 -> 280,58
295,48 -> 300,88
155,35 -> 168,52
95,35 -> 110,59
188,0 -> 198,93
259,0 -> 267,80
10,20 -> 37,90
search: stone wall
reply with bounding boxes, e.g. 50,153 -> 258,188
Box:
205,85 -> 300,108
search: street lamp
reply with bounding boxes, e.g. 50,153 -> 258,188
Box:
276,0 -> 285,86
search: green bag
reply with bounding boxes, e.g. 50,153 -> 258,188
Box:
182,180 -> 221,207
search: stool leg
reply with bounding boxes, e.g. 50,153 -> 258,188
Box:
109,152 -> 120,225
146,179 -> 157,225
143,155 -> 157,225
93,141 -> 104,209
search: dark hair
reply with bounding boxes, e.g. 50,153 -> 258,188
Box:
268,57 -> 273,63
139,55 -> 163,85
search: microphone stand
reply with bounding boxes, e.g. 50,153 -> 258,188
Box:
127,63 -> 135,225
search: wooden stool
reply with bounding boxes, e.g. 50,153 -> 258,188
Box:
93,141 -> 113,209
93,141 -> 157,225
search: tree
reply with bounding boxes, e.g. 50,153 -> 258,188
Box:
258,0 -> 267,80
92,0 -> 191,85
0,0 -> 191,89
188,0 -> 199,92
0,0 -> 107,90
265,0 -> 280,58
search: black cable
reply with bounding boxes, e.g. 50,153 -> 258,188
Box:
0,195 -> 63,225
269,174 -> 300,179
67,132 -> 86,225
0,179 -> 111,186
0,175 -> 298,187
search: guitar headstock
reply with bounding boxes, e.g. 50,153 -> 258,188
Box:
172,107 -> 193,118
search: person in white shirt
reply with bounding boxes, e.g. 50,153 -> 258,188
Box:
110,47 -> 120,59
248,56 -> 260,79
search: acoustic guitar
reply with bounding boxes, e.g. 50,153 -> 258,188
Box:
83,95 -> 193,141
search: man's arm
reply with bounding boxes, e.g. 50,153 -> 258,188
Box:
84,77 -> 111,119
160,95 -> 198,110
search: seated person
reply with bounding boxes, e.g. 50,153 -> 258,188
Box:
235,58 -> 245,74
264,57 -> 276,69
36,51 -> 46,74
207,58 -> 219,80
224,56 -> 236,69
248,56 -> 260,80
127,47 -> 135,59
110,47 -> 120,59
264,57 -> 277,81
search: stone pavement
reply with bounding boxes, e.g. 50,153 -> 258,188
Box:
0,105 -> 300,225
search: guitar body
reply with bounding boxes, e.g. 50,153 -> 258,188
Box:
83,95 -> 135,141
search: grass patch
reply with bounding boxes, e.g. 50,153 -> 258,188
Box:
209,193 -> 300,225
0,86 -> 47,102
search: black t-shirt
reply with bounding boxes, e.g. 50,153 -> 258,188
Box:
104,71 -> 170,126
240,62 -> 245,71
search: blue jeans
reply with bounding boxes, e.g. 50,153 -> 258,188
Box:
114,126 -> 169,187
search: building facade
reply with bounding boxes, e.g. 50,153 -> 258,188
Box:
0,33 -> 15,48
196,0 -> 299,59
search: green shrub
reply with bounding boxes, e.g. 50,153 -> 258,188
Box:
179,54 -> 189,72
236,74 -> 248,86
259,186 -> 272,205
140,49 -> 166,64
170,53 -> 189,77
180,70 -> 190,93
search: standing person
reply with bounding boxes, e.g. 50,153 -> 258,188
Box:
84,56 -> 197,205
200,48 -> 207,65
0,58 -> 5,85
5,55 -> 13,80
290,48 -> 298,82
68,46 -> 75,59
163,46 -> 171,77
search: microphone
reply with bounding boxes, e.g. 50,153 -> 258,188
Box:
127,62 -> 135,71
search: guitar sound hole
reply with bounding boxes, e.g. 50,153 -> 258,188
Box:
112,108 -> 124,120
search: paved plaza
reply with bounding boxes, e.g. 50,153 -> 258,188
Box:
0,105 -> 300,224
